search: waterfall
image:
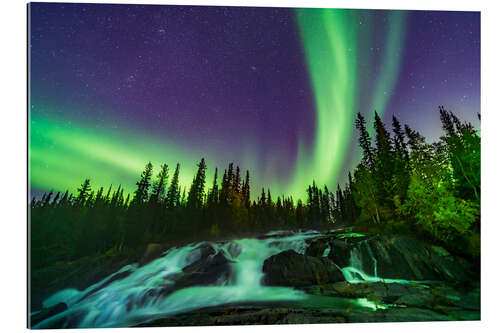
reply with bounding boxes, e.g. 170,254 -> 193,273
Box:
33,229 -> 423,328
341,247 -> 369,283
340,242 -> 412,285
349,247 -> 363,270
33,231 -> 320,329
364,242 -> 378,277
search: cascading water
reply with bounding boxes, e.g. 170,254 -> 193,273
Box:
33,231 -> 324,328
364,241 -> 378,277
340,241 -> 411,284
33,229 -> 425,328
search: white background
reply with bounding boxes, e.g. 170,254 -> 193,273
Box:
0,0 -> 498,331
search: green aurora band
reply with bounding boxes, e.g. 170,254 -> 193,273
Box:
29,112 -> 211,197
290,9 -> 406,196
29,9 -> 407,201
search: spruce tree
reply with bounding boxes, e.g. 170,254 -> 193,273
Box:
51,192 -> 60,206
94,187 -> 104,206
75,179 -> 91,206
404,124 -> 426,152
234,166 -> 241,193
373,111 -> 396,213
242,170 -> 251,208
392,116 -> 410,202
150,163 -> 169,203
392,115 -> 409,162
355,112 -> 375,170
131,162 -> 153,206
220,169 -> 229,204
227,163 -> 234,192
208,167 -> 219,206
259,188 -> 266,206
374,111 -> 393,161
336,184 -> 344,220
266,189 -> 272,207
166,163 -> 181,208
187,158 -> 207,209
104,184 -> 113,203
439,106 -> 457,137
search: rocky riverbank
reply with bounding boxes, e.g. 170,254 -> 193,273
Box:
30,228 -> 480,328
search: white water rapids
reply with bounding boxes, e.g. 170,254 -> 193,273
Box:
33,230 -> 403,328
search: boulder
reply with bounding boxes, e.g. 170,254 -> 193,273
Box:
328,239 -> 352,267
225,242 -> 242,258
263,250 -> 345,287
150,245 -> 232,299
153,247 -> 233,299
305,239 -> 329,257
177,251 -> 232,287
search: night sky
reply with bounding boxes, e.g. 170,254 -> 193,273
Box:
29,3 -> 480,200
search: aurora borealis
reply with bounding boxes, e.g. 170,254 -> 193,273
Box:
29,3 -> 480,200
292,9 -> 407,194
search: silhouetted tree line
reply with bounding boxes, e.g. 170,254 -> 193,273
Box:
30,106 -> 480,268
30,157 -> 336,268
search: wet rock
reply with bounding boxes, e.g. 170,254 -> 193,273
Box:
197,243 -> 217,258
138,306 -> 347,327
225,243 -> 242,258
429,285 -> 480,311
328,239 -> 352,267
263,250 -> 345,287
395,293 -> 435,308
79,268 -> 134,301
338,235 -> 475,282
305,239 -> 329,257
30,254 -> 135,311
176,251 -> 232,288
301,281 -> 364,298
139,303 -> 469,327
301,281 -> 433,305
30,302 -> 68,327
347,307 -> 453,323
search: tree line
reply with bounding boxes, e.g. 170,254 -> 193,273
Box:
335,106 -> 480,256
30,106 -> 480,269
30,157 -> 334,268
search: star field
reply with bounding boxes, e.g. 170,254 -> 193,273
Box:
29,3 -> 480,199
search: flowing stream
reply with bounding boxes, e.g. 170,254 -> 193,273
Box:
33,230 -> 404,328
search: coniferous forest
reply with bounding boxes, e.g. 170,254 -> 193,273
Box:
30,106 -> 480,271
